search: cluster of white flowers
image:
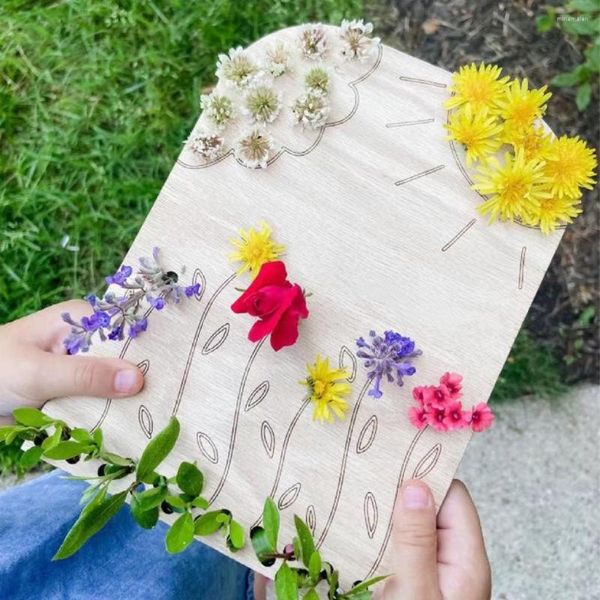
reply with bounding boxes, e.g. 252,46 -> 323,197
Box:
187,21 -> 379,168
339,19 -> 381,62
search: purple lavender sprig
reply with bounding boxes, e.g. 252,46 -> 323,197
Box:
356,330 -> 422,399
62,247 -> 200,355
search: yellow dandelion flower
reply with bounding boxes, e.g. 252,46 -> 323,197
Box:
527,190 -> 582,235
229,221 -> 285,276
445,105 -> 503,166
300,355 -> 351,424
504,123 -> 554,163
496,78 -> 552,132
445,62 -> 509,114
543,135 -> 597,199
473,149 -> 551,223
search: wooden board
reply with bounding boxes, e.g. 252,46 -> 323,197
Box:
45,24 -> 563,585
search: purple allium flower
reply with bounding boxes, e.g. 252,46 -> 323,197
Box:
356,330 -> 422,399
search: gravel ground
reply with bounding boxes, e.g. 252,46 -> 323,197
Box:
458,385 -> 600,600
2,387 -> 598,599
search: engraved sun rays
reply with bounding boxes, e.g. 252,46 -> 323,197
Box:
388,72 -> 528,289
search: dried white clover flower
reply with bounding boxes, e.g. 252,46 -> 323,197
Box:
265,41 -> 291,77
299,24 -> 327,60
187,130 -> 224,160
304,66 -> 330,95
243,82 -> 282,124
291,91 -> 330,129
234,127 -> 274,169
339,19 -> 380,61
200,93 -> 235,129
215,46 -> 258,88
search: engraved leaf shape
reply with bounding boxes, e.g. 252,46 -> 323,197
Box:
356,415 -> 378,454
192,268 -> 206,302
412,444 -> 442,480
138,405 -> 153,439
278,482 -> 301,510
261,420 -> 275,458
245,381 -> 270,412
201,323 -> 230,355
306,505 -> 317,535
136,359 -> 150,376
364,492 -> 378,539
196,431 -> 219,464
339,345 -> 357,382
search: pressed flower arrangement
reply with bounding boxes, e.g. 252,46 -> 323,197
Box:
183,21 -> 381,169
445,62 -> 597,234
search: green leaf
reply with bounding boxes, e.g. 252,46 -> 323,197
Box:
576,82 -> 592,110
263,497 -> 280,550
561,15 -> 599,36
131,499 -> 159,529
227,519 -> 245,551
536,9 -> 556,33
92,428 -> 104,448
165,495 -> 188,509
136,417 -> 180,483
191,496 -> 209,509
303,590 -> 320,600
292,536 -> 303,563
566,0 -> 600,13
250,526 -> 276,565
194,511 -> 225,536
308,550 -> 322,583
70,428 -> 92,443
100,451 -> 134,467
585,41 -> 600,71
165,512 -> 195,554
275,562 -> 298,600
133,486 -> 167,511
12,407 -> 53,427
53,490 -> 128,559
43,441 -> 85,460
42,426 -> 63,450
552,67 -> 587,87
294,515 -> 316,568
0,426 -> 16,443
345,575 -> 389,596
176,461 -> 204,497
20,445 -> 44,469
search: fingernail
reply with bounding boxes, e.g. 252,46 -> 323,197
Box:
114,370 -> 139,393
403,484 -> 430,509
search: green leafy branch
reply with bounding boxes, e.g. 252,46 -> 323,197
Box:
536,0 -> 600,111
0,409 -> 387,599
251,498 -> 387,600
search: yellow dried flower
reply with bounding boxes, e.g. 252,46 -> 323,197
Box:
543,135 -> 597,199
446,105 -> 503,165
473,149 -> 551,223
300,355 -> 351,424
445,62 -> 509,114
496,78 -> 552,132
229,221 -> 285,276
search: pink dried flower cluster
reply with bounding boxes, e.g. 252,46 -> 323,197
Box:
408,372 -> 494,433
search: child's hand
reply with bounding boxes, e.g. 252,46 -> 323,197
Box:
0,300 -> 144,424
376,478 -> 491,600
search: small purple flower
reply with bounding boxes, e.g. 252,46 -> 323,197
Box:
128,318 -> 148,338
185,283 -> 200,298
150,297 -> 166,310
105,265 -> 133,286
108,325 -> 124,341
356,330 -> 421,399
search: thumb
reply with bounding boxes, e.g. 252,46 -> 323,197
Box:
382,479 -> 441,600
34,351 -> 144,401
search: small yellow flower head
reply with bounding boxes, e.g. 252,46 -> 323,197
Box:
473,149 -> 551,223
527,192 -> 582,235
445,63 -> 509,114
300,355 -> 351,423
229,221 -> 285,276
504,123 -> 554,163
543,135 -> 597,199
445,105 -> 503,166
496,78 -> 552,132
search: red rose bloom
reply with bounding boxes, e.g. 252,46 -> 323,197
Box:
231,261 -> 309,351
